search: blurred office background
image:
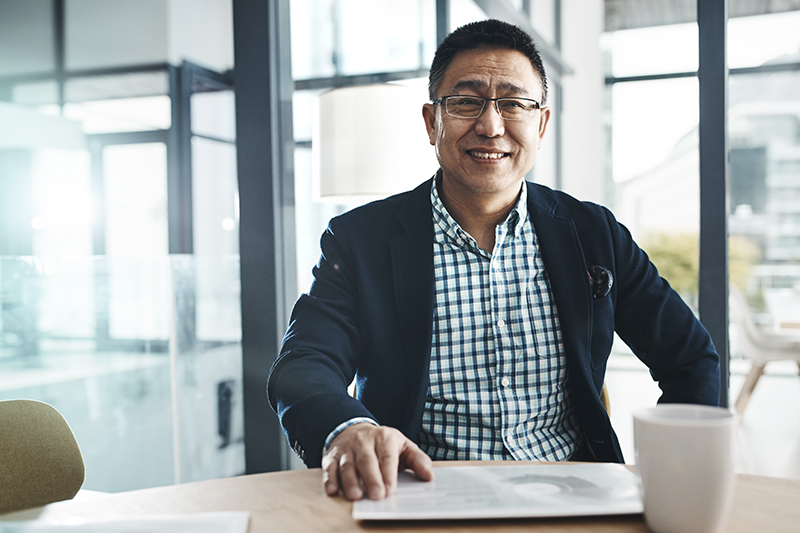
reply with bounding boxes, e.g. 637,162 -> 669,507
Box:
1,0 -> 799,491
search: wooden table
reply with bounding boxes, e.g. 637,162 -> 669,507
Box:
2,462 -> 799,532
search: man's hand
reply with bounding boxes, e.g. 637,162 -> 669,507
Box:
321,423 -> 434,501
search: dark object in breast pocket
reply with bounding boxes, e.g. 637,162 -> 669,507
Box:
588,266 -> 613,299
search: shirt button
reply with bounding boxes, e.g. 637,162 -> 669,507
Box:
501,377 -> 510,387
497,319 -> 506,328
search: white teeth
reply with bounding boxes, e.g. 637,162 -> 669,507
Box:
469,151 -> 505,159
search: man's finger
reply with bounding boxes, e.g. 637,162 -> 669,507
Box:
354,443 -> 389,500
400,442 -> 435,482
375,437 -> 402,497
321,446 -> 341,496
338,451 -> 365,501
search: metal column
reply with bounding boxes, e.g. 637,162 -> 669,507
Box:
697,0 -> 730,406
233,0 -> 297,473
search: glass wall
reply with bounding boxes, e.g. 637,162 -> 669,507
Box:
291,0 -> 436,80
0,256 -> 244,491
604,17 -> 700,306
0,0 -> 240,491
727,11 -> 800,315
612,76 -> 700,306
605,7 -> 800,478
607,8 -> 800,331
726,11 -> 800,478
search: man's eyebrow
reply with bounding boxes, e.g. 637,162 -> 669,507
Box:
451,79 -> 530,96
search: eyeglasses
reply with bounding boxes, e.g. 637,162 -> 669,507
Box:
433,95 -> 541,121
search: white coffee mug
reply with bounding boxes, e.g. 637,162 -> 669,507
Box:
633,404 -> 737,533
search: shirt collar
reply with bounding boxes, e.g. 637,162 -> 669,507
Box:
430,178 -> 529,247
508,181 -> 528,238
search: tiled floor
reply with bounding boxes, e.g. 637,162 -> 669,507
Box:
606,354 -> 800,479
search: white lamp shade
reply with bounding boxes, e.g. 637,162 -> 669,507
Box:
312,84 -> 438,204
0,102 -> 86,150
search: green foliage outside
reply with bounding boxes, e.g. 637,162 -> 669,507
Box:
639,232 -> 762,310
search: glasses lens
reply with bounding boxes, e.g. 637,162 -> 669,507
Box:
443,96 -> 539,120
497,98 -> 538,120
444,96 -> 485,118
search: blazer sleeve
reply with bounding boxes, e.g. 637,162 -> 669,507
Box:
268,218 -> 377,468
602,207 -> 721,406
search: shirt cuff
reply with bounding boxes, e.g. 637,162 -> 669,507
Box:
322,417 -> 379,455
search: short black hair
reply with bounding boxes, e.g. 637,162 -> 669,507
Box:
428,19 -> 548,105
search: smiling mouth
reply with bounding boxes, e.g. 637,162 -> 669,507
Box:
468,150 -> 508,160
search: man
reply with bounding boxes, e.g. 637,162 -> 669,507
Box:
268,19 -> 720,502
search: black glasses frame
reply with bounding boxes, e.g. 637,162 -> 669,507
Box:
433,95 -> 542,120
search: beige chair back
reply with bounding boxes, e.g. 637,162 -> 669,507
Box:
600,383 -> 611,415
0,399 -> 85,514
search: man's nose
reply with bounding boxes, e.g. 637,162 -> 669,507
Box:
474,101 -> 505,137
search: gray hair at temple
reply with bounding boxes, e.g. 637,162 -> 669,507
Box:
428,19 -> 549,105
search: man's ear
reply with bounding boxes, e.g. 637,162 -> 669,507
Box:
422,103 -> 437,146
537,106 -> 551,142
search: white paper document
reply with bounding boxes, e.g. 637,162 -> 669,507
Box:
353,463 -> 643,521
0,511 -> 249,533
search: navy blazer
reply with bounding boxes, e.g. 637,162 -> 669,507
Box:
268,178 -> 720,467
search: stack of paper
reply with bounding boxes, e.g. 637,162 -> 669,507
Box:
353,463 -> 642,520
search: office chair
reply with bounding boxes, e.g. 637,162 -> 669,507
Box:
730,287 -> 800,416
600,383 -> 611,415
0,399 -> 85,515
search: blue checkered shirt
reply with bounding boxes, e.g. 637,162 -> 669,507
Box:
418,180 -> 582,461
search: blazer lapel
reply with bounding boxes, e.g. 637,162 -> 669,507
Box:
388,180 -> 436,432
527,184 -> 593,370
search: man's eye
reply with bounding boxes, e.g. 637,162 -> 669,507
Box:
451,97 -> 482,106
500,99 -> 526,109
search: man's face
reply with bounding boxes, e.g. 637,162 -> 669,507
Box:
422,46 -> 550,202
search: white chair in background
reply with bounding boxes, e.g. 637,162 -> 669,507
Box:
730,287 -> 800,416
